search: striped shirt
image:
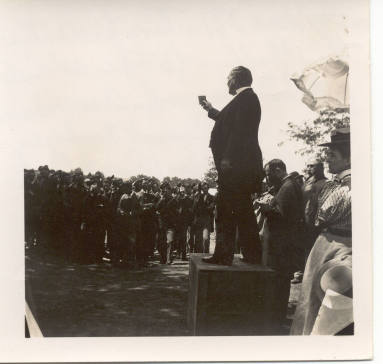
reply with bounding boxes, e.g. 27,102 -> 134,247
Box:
315,169 -> 351,234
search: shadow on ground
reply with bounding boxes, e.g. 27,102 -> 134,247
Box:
26,248 -> 191,337
25,241 -> 301,337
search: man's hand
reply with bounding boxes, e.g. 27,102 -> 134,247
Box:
201,100 -> 213,111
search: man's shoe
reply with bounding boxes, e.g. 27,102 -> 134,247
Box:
202,256 -> 232,266
291,278 -> 301,284
202,256 -> 219,264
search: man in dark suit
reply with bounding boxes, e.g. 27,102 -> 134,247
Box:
200,66 -> 263,265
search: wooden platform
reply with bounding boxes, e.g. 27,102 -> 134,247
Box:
187,254 -> 279,335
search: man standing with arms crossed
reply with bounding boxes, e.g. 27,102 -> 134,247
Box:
200,66 -> 263,265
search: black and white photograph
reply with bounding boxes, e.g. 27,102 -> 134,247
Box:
0,0 -> 373,362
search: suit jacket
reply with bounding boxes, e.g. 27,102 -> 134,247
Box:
263,174 -> 305,272
208,88 -> 263,192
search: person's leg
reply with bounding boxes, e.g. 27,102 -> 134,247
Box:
135,221 -> 147,265
194,225 -> 203,253
139,216 -> 149,262
202,226 -> 210,253
158,229 -> 167,264
235,192 -> 261,262
166,228 -> 175,264
189,224 -> 196,253
186,225 -> 191,255
148,218 -> 157,258
219,188 -> 236,261
204,187 -> 235,263
179,224 -> 188,260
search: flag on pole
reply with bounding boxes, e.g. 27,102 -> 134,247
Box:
291,58 -> 349,112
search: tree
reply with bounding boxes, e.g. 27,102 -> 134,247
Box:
128,174 -> 153,184
280,108 -> 350,162
161,176 -> 201,188
202,157 -> 218,188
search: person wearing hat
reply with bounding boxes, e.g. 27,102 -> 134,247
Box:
34,165 -> 52,248
192,182 -> 215,254
291,159 -> 328,285
116,181 -> 142,267
80,183 -> 107,263
139,179 -> 158,262
156,182 -> 179,264
300,158 -> 328,262
175,184 -> 193,260
132,179 -> 143,198
105,179 -> 124,265
291,127 -> 352,335
83,178 -> 92,192
67,172 -> 87,262
303,158 -> 327,228
258,159 -> 306,326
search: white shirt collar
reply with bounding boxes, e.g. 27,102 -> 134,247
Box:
235,86 -> 252,96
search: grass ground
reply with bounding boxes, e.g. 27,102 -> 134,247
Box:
25,243 -> 301,337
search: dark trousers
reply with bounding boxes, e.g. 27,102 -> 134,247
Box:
177,223 -> 188,259
213,181 -> 261,262
141,216 -> 157,259
189,224 -> 196,253
158,228 -> 175,264
80,228 -> 105,263
194,219 -> 211,254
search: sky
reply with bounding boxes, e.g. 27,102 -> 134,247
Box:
0,0 -> 350,180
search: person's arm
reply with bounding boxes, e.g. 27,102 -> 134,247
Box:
201,99 -> 220,121
207,107 -> 220,121
262,185 -> 292,221
156,197 -> 165,212
117,194 -> 126,215
142,200 -> 154,210
133,194 -> 143,215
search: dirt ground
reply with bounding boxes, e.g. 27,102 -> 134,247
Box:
25,243 -> 300,337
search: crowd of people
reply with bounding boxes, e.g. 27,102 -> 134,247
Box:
24,167 -> 215,267
24,151 -> 337,276
23,61 -> 353,338
24,128 -> 352,335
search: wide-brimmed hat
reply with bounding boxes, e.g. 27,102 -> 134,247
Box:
319,127 -> 350,147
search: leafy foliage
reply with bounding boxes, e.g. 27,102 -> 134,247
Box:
128,174 -> 160,185
161,176 -> 201,188
282,108 -> 350,161
202,157 -> 218,188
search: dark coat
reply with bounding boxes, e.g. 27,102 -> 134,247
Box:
156,195 -> 179,230
208,88 -> 263,192
176,194 -> 193,225
263,174 -> 305,273
192,192 -> 215,228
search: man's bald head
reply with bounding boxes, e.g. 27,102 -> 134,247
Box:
227,66 -> 253,95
